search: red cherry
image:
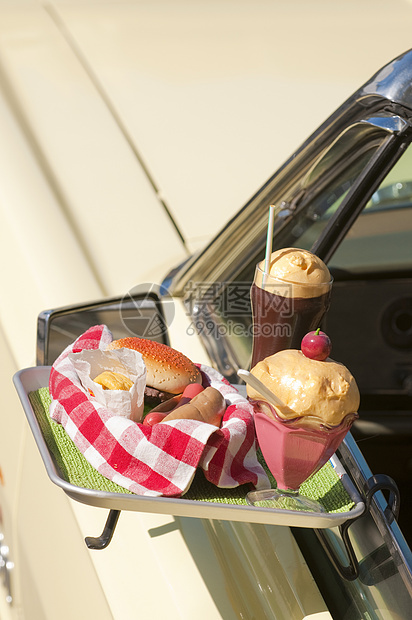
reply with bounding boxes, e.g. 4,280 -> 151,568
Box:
301,329 -> 332,361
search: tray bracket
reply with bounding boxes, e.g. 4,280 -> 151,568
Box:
83,474 -> 398,555
85,510 -> 121,550
314,474 -> 400,581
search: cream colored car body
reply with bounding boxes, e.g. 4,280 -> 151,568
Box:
2,2 -> 412,618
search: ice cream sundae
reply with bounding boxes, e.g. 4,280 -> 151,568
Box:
246,334 -> 360,500
248,348 -> 360,430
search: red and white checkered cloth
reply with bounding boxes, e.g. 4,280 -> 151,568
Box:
49,325 -> 270,497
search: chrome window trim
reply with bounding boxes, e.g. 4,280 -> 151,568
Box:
168,51 -> 412,297
168,112 -> 412,299
172,120 -> 412,382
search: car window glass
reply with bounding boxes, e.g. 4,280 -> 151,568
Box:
327,144 -> 412,273
212,133 -> 391,371
286,141 -> 412,261
202,125 -> 411,376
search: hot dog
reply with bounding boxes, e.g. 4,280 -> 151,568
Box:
143,384 -> 206,426
148,383 -> 205,415
160,387 -> 226,427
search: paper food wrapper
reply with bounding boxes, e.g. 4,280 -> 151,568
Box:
68,348 -> 147,422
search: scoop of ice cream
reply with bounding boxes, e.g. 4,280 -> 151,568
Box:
256,248 -> 331,297
247,349 -> 360,427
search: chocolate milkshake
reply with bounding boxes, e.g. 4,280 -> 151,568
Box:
250,248 -> 332,368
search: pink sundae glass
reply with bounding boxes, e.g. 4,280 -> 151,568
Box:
246,349 -> 360,512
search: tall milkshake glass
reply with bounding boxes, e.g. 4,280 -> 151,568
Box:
250,248 -> 333,368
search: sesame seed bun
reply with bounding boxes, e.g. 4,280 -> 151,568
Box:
107,337 -> 202,394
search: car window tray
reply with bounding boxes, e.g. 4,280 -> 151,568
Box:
14,366 -> 366,533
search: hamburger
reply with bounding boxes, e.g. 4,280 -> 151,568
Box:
107,337 -> 202,405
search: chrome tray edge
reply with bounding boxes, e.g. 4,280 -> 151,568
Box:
13,366 -> 365,529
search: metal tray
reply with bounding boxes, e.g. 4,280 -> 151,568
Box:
13,366 -> 365,529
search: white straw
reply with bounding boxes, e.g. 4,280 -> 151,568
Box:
264,205 -> 276,275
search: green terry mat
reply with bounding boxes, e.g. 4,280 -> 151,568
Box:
29,388 -> 132,495
29,388 -> 355,514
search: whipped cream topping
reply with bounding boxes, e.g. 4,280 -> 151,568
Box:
248,349 -> 360,427
254,248 -> 332,298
